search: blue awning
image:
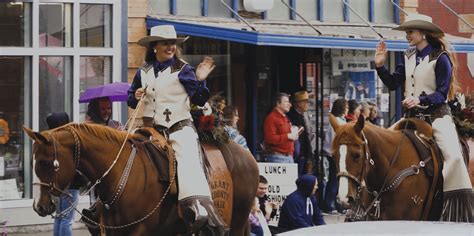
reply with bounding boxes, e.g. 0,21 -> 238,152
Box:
146,16 -> 474,53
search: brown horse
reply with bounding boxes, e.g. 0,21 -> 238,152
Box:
330,115 -> 444,221
24,123 -> 259,235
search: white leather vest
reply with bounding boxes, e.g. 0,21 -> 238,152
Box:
140,60 -> 191,128
404,48 -> 447,98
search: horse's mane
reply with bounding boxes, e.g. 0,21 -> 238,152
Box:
333,121 -> 400,149
60,123 -> 130,144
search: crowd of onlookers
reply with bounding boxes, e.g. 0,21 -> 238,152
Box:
206,91 -> 381,235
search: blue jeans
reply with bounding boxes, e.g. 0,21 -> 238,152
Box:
324,156 -> 338,212
266,154 -> 294,163
54,189 -> 79,236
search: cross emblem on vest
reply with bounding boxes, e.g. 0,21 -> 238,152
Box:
163,109 -> 172,123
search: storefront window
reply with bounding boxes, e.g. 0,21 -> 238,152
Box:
80,4 -> 112,47
0,2 -> 31,47
39,3 -> 73,47
0,57 -> 31,200
182,37 -> 230,100
39,57 -> 73,131
322,48 -> 390,127
79,56 -> 112,120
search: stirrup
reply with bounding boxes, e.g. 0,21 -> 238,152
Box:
81,205 -> 99,230
179,196 -> 209,233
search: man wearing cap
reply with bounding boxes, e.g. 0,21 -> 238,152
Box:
287,91 -> 315,176
128,25 -> 227,233
375,13 -> 473,222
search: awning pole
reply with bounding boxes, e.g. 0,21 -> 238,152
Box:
438,0 -> 474,30
279,0 -> 322,35
219,0 -> 257,31
342,0 -> 384,39
390,0 -> 409,16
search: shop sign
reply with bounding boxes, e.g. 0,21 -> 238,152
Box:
332,56 -> 372,76
257,163 -> 297,226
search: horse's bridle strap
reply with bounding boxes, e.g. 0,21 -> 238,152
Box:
337,171 -> 362,186
32,182 -> 73,198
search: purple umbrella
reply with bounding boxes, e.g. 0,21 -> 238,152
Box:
79,82 -> 130,103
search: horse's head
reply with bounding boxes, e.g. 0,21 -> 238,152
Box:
23,126 -> 79,216
331,115 -> 368,207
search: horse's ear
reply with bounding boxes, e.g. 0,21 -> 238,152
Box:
328,113 -> 341,132
23,126 -> 49,144
354,115 -> 365,134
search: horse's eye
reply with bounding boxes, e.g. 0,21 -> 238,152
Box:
352,152 -> 360,159
38,160 -> 53,168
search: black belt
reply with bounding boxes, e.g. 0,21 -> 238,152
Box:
143,118 -> 195,136
404,103 -> 450,124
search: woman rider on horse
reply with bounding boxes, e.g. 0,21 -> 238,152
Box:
128,25 -> 226,233
374,13 -> 473,222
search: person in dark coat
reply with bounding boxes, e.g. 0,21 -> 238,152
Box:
287,91 -> 315,176
278,175 -> 325,231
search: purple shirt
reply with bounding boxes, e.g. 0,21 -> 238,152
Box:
375,44 -> 452,106
127,57 -> 209,108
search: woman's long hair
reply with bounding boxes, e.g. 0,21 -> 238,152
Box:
426,34 -> 459,101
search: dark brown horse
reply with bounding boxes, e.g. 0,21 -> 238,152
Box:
24,123 -> 259,235
330,115 -> 444,221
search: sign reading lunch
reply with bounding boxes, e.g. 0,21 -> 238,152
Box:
258,163 -> 298,226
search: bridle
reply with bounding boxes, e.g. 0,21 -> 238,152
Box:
33,126 -> 81,199
337,130 -> 406,220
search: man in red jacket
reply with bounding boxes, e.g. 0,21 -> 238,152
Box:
263,92 -> 299,163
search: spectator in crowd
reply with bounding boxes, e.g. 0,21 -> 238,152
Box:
263,92 -> 298,163
321,98 -> 348,214
359,101 -> 372,120
287,90 -> 315,176
367,101 -> 379,125
210,94 -> 226,119
85,97 -> 122,129
249,197 -> 271,236
345,99 -> 361,122
256,176 -> 277,222
278,175 -> 325,231
46,112 -> 80,236
222,105 -> 249,150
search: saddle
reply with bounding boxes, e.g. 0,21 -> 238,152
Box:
132,127 -> 178,195
393,118 -> 444,220
134,127 -> 234,227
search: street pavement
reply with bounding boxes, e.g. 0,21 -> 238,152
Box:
8,214 -> 345,235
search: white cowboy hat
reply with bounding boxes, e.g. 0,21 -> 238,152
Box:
137,25 -> 189,47
392,13 -> 444,38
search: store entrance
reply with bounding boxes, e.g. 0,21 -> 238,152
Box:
273,47 -> 324,168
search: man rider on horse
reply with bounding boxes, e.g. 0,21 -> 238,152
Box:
374,13 -> 473,222
128,25 -> 226,233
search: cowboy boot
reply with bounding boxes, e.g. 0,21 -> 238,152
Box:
179,196 -> 209,233
179,196 -> 227,235
199,198 -> 228,236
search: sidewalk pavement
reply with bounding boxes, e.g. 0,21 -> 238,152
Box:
7,214 -> 345,235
